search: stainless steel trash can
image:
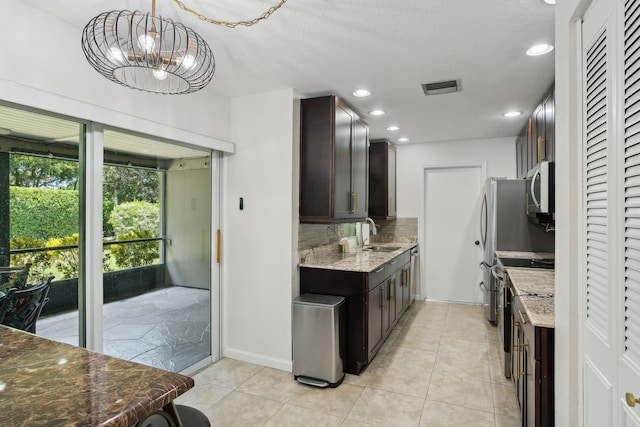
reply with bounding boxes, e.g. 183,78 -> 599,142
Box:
292,294 -> 345,388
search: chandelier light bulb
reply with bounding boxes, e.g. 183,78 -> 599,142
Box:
137,33 -> 156,54
108,46 -> 125,63
181,55 -> 197,70
153,69 -> 168,80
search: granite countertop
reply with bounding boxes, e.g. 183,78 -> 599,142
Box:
0,326 -> 194,427
299,242 -> 417,273
506,268 -> 555,328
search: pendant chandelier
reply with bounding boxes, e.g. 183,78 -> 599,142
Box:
81,0 -> 215,95
81,0 -> 287,95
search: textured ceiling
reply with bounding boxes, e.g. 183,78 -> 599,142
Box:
19,0 -> 555,145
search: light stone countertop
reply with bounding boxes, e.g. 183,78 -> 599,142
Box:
506,268 -> 555,328
298,242 -> 417,273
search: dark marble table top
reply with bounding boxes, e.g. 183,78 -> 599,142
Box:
0,325 -> 194,426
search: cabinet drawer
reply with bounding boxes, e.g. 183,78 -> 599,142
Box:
397,250 -> 411,265
369,265 -> 386,289
384,257 -> 400,278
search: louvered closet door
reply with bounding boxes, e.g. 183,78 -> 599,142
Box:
619,0 -> 640,424
582,0 -> 618,425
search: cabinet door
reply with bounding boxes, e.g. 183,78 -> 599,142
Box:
333,102 -> 353,219
402,263 -> 411,310
388,145 -> 397,217
534,104 -> 545,165
382,278 -> 391,335
521,340 -> 530,426
394,270 -> 403,322
367,283 -> 384,359
526,117 -> 536,172
516,133 -> 526,179
352,117 -> 369,218
543,91 -> 555,162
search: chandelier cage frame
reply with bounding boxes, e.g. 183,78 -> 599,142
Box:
81,0 -> 288,94
81,9 -> 215,94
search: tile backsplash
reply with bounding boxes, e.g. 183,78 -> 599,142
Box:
374,218 -> 418,243
298,217 -> 418,251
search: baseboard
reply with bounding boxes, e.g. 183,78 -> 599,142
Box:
223,347 -> 293,372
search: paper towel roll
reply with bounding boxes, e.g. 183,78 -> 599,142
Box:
362,224 -> 370,245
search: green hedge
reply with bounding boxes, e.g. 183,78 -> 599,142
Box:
10,186 -> 79,240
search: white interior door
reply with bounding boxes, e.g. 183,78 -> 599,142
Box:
423,163 -> 484,304
581,1 -> 617,425
581,0 -> 640,425
617,0 -> 640,424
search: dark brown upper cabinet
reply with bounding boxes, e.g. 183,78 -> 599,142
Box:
368,140 -> 397,219
299,95 -> 369,223
515,85 -> 555,177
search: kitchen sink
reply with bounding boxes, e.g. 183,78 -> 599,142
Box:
363,246 -> 401,253
498,257 -> 554,269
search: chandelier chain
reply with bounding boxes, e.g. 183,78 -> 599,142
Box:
171,0 -> 287,28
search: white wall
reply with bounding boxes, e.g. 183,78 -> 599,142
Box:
395,137 -> 516,217
555,1 -> 581,426
223,88 -> 295,370
0,1 -> 232,149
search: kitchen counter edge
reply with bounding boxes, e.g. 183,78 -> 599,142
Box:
298,242 -> 417,273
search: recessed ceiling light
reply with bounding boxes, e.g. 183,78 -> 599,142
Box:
526,44 -> 554,56
0,127 -> 11,136
398,137 -> 409,142
387,126 -> 400,131
502,111 -> 522,118
369,110 -> 386,116
543,0 -> 555,4
353,89 -> 371,97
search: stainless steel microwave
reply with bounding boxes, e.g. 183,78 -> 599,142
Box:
526,161 -> 554,216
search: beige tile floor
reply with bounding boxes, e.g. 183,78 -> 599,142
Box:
175,301 -> 520,426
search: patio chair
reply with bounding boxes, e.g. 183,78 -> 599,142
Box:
0,276 -> 52,334
0,262 -> 32,294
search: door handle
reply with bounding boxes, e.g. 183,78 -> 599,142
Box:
627,392 -> 640,407
475,240 -> 480,246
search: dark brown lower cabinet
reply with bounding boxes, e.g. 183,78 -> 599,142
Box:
512,297 -> 554,427
299,250 -> 411,375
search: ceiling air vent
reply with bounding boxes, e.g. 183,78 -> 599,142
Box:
421,79 -> 461,96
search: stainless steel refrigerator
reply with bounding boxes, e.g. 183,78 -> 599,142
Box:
479,178 -> 553,323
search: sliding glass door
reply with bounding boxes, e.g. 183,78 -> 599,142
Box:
1,102 -> 217,373
101,129 -> 213,372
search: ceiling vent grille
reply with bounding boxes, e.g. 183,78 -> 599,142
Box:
421,79 -> 461,96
